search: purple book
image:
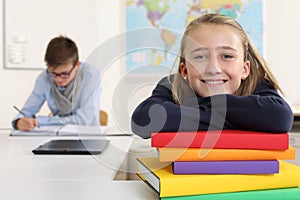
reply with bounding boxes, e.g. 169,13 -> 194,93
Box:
173,160 -> 279,174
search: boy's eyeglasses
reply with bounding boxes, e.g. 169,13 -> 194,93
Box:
47,65 -> 75,79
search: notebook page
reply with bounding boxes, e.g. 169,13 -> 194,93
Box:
58,124 -> 106,136
10,125 -> 62,136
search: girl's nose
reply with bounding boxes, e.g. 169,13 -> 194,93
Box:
205,58 -> 222,75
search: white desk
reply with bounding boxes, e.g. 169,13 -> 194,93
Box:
288,132 -> 300,165
2,130 -> 299,200
0,131 -> 158,200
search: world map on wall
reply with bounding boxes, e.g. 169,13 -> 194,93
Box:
126,0 -> 263,73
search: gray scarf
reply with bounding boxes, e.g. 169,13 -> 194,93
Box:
51,67 -> 83,116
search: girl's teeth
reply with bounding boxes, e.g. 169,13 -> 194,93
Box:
206,80 -> 223,85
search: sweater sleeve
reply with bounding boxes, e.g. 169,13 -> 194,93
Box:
131,77 -> 293,139
131,76 -> 212,138
221,81 -> 293,133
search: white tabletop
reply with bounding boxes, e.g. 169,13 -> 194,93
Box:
0,131 -> 158,200
2,130 -> 299,200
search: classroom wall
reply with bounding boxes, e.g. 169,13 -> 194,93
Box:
0,0 -> 300,129
264,1 -> 300,106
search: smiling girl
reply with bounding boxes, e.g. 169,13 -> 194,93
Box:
131,13 -> 293,139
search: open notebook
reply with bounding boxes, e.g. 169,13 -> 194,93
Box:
10,124 -> 108,136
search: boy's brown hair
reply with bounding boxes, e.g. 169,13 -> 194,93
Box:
44,35 -> 79,68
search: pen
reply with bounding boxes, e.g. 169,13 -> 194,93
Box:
13,105 -> 27,117
13,105 -> 39,128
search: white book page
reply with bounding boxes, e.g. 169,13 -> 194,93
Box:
58,124 -> 106,136
10,125 -> 62,136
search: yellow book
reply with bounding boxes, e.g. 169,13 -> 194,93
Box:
137,157 -> 300,197
158,146 -> 295,162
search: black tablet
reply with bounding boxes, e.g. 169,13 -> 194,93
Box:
32,139 -> 110,155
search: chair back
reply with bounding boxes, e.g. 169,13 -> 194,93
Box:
100,110 -> 108,126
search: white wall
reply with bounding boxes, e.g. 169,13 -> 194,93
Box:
264,1 -> 300,106
0,0 -> 300,129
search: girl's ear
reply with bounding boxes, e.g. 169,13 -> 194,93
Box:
180,63 -> 188,78
242,60 -> 251,79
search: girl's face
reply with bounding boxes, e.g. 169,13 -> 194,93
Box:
180,24 -> 250,97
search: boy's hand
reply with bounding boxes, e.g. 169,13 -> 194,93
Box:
16,117 -> 39,131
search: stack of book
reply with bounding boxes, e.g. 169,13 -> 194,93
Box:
136,130 -> 300,199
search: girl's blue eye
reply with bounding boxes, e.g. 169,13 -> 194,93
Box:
194,55 -> 207,60
222,54 -> 233,59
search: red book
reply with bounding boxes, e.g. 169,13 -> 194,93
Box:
151,130 -> 289,150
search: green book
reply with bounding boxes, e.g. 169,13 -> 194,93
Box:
161,187 -> 300,200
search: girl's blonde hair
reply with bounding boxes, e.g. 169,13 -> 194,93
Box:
171,13 -> 281,104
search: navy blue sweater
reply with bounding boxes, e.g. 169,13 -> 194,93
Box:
131,75 -> 293,139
